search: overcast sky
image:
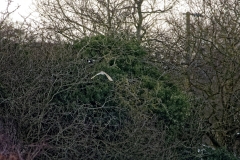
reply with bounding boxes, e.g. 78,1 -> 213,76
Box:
0,0 -> 38,22
0,0 -> 191,24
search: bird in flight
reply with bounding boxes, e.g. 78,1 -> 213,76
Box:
91,71 -> 113,81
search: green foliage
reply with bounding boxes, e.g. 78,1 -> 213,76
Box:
70,34 -> 191,126
0,83 -> 6,98
176,146 -> 238,160
0,33 -> 192,159
195,146 -> 238,160
71,34 -> 146,59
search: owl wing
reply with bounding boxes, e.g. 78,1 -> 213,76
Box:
91,71 -> 113,81
102,72 -> 113,81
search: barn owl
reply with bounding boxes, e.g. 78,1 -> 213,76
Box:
91,71 -> 113,81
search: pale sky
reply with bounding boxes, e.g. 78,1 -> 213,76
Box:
0,0 -> 195,34
0,0 -> 191,23
0,0 -> 38,22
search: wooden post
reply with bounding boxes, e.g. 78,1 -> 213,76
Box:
186,12 -> 191,64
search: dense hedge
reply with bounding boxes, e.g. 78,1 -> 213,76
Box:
0,34 -> 237,159
70,34 -> 191,125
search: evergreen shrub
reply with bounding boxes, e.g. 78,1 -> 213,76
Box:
0,34 -> 192,159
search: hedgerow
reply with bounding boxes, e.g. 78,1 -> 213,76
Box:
0,34 -> 209,159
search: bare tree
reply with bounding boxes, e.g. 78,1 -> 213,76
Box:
35,0 -> 177,41
0,0 -> 20,29
167,0 -> 240,155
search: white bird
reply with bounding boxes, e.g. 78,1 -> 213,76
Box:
91,71 -> 113,81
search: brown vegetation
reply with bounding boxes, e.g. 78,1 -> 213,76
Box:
0,0 -> 239,159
